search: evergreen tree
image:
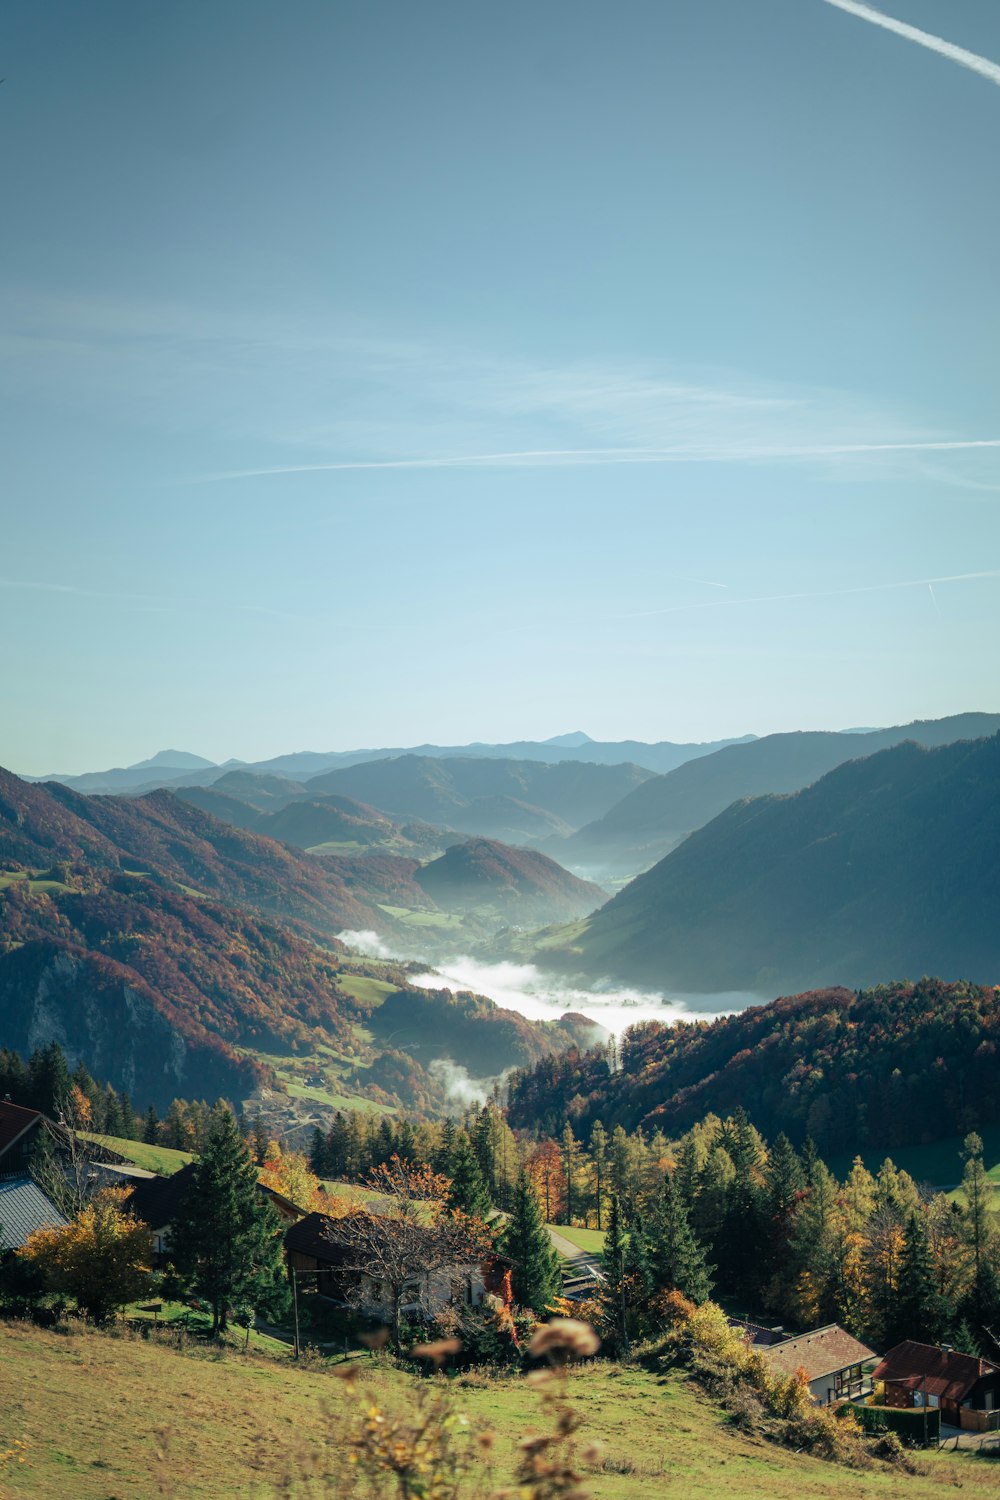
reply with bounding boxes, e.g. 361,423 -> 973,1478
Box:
601,1193 -> 630,1353
170,1104 -> 288,1335
589,1120 -> 609,1230
788,1160 -> 840,1328
143,1106 -> 160,1146
433,1117 -> 457,1176
307,1125 -> 328,1177
561,1122 -> 583,1226
499,1169 -> 562,1314
395,1118 -> 417,1163
445,1132 -> 492,1220
716,1109 -> 765,1300
673,1133 -> 702,1217
325,1112 -> 350,1177
473,1107 -> 497,1200
960,1133 -> 998,1328
29,1042 -> 72,1116
891,1213 -> 940,1347
647,1173 -> 714,1305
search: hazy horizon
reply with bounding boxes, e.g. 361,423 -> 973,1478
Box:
13,705 -> 1000,780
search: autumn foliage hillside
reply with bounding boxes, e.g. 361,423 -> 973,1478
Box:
0,768 -> 383,941
506,978 -> 1000,1154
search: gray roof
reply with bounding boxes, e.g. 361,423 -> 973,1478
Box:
0,1175 -> 68,1250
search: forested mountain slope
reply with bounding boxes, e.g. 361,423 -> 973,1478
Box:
560,711 -> 1000,876
302,755 -> 653,840
543,734 -> 1000,994
506,978 -> 1000,1154
0,768 -> 382,941
414,838 -> 605,925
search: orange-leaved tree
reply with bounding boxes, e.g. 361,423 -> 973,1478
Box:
18,1186 -> 152,1322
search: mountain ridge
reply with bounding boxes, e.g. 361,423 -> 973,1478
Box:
540,732 -> 1000,994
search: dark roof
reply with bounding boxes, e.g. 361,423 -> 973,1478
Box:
0,1101 -> 42,1161
285,1210 -> 344,1262
125,1162 -> 198,1228
764,1324 -> 877,1381
873,1341 -> 1000,1403
0,1174 -> 67,1249
728,1317 -> 788,1347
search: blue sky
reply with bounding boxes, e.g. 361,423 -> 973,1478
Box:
3,0 -> 999,772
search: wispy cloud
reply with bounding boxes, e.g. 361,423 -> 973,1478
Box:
7,288 -> 1000,492
0,576 -> 302,622
187,436 -> 1000,483
820,0 -> 1000,87
621,568 -> 1000,619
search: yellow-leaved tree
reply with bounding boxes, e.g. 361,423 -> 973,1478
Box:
258,1139 -> 325,1213
18,1186 -> 152,1322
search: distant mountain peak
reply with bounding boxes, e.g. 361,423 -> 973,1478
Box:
128,750 -> 217,771
544,731 -> 594,747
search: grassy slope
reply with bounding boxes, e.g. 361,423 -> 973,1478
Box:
827,1122 -> 1000,1193
2,1321 -> 994,1500
550,1224 -> 608,1254
77,1134 -> 194,1175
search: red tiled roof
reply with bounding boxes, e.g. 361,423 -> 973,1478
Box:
763,1324 -> 877,1381
0,1101 -> 42,1159
873,1341 -> 1000,1403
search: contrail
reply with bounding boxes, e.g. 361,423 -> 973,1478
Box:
622,568 -> 1000,619
928,582 -> 942,616
819,0 -> 1000,88
186,436 -> 1000,484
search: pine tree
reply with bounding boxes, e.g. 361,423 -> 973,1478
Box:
433,1117 -> 457,1176
673,1133 -> 702,1217
960,1133 -> 998,1327
445,1132 -> 492,1220
308,1126 -> 328,1177
170,1104 -> 289,1335
717,1109 -> 765,1301
29,1042 -> 72,1116
499,1169 -> 562,1314
473,1106 -> 497,1198
326,1112 -> 350,1178
647,1173 -> 714,1305
601,1193 -> 630,1353
561,1123 -> 583,1226
589,1120 -> 609,1230
891,1213 -> 939,1347
143,1106 -> 160,1146
788,1160 -> 840,1328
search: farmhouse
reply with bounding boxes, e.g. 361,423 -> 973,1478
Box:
126,1162 -> 306,1262
285,1209 -> 513,1320
762,1322 -> 877,1405
0,1100 -> 47,1178
872,1340 -> 1000,1431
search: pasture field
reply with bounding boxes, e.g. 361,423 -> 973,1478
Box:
3,1319 -> 997,1500
550,1223 -> 608,1254
77,1134 -> 194,1175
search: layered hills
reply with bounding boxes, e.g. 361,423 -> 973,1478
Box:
303,755 -> 653,844
413,838 -> 605,926
31,730 -> 754,794
558,711 -> 1000,877
0,768 -> 588,1113
0,768 -> 381,942
541,733 -> 1000,994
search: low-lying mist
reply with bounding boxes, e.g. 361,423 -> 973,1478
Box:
410,956 -> 757,1037
339,931 -> 759,1038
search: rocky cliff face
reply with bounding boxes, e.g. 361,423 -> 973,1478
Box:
0,941 -> 255,1109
